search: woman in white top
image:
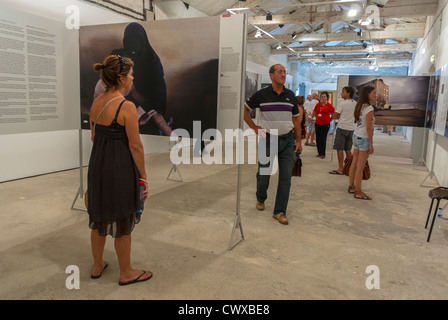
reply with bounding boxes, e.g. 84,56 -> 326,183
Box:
348,86 -> 375,200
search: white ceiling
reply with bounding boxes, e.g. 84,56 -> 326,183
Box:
1,0 -> 134,25
3,0 -> 438,68
176,0 -> 438,67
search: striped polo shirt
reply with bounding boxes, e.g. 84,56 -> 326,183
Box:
245,85 -> 299,135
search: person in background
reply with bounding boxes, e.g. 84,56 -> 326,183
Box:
88,55 -> 153,285
304,94 -> 317,146
296,96 -> 306,141
329,86 -> 356,175
312,91 -> 335,159
349,85 -> 375,200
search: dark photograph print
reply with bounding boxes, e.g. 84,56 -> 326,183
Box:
348,75 -> 430,127
425,69 -> 440,131
79,17 -> 220,136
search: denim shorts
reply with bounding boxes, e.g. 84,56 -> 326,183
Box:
352,134 -> 370,151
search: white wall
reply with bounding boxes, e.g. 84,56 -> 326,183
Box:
0,1 -> 248,182
409,0 -> 448,187
0,1 -> 136,182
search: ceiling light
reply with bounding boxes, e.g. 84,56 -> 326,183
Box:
359,18 -> 372,26
266,12 -> 272,20
362,42 -> 368,50
227,8 -> 249,13
309,47 -> 313,52
255,29 -> 262,38
322,54 -> 326,58
357,30 -> 363,37
348,9 -> 357,17
276,44 -> 282,50
292,32 -> 297,39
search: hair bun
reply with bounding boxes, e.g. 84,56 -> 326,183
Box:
93,63 -> 105,72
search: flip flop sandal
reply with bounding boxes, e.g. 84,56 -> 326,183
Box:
329,170 -> 343,175
91,262 -> 108,279
348,186 -> 356,194
118,270 -> 153,286
354,193 -> 372,200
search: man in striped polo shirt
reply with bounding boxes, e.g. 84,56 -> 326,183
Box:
244,64 -> 302,225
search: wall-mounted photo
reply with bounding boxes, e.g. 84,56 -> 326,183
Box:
348,75 -> 430,127
425,69 -> 440,131
245,71 -> 262,119
79,17 -> 220,136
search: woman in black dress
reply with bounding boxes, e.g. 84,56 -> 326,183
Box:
88,55 -> 152,286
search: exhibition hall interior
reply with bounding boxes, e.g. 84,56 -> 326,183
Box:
1,0 -> 448,300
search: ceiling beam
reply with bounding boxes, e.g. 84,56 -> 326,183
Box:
249,23 -> 425,43
247,2 -> 437,26
295,60 -> 411,68
272,43 -> 417,54
289,52 -> 413,62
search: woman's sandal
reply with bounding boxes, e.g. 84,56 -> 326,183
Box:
91,262 -> 109,279
348,186 -> 356,194
354,193 -> 372,200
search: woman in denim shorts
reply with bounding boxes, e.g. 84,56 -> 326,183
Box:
348,86 -> 375,200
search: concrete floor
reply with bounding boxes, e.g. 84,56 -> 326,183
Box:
1,130 -> 447,300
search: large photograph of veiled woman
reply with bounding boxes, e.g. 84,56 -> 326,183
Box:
79,17 -> 220,136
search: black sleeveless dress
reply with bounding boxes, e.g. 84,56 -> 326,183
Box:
87,99 -> 141,238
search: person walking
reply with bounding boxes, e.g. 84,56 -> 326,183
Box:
329,86 -> 356,175
312,91 -> 335,158
88,55 -> 153,285
348,85 -> 376,200
244,64 -> 302,225
304,94 -> 317,146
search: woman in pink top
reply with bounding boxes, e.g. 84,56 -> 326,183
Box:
311,91 -> 335,158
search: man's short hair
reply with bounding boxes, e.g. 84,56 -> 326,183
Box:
343,86 -> 355,99
269,64 -> 281,74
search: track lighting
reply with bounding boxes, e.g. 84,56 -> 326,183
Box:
266,12 -> 272,20
292,32 -> 297,39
